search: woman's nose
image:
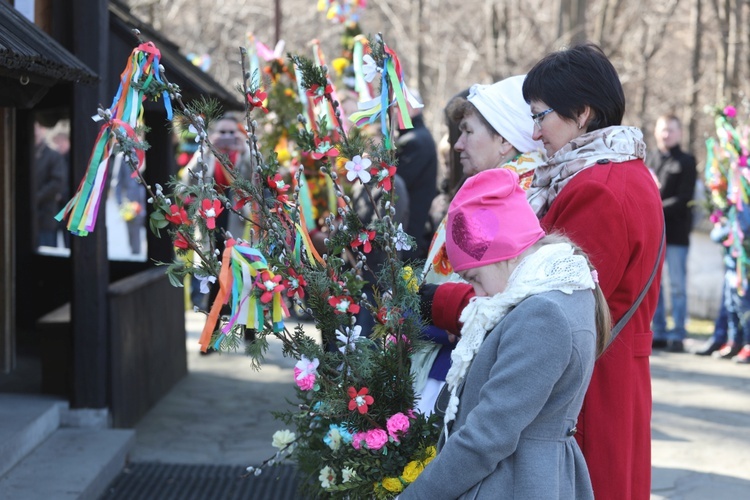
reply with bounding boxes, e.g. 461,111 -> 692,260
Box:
532,128 -> 542,141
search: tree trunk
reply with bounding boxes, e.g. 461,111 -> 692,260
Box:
685,0 -> 703,150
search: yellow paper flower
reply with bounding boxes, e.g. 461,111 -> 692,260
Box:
401,460 -> 424,483
424,446 -> 437,463
331,57 -> 351,76
402,266 -> 419,293
381,477 -> 404,493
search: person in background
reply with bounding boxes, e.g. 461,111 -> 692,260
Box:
423,43 -> 663,499
33,121 -> 66,248
414,76 -> 545,415
648,114 -> 697,353
395,95 -> 438,262
400,168 -> 607,499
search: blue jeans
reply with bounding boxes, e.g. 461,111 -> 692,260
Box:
723,271 -> 750,346
653,245 -> 689,341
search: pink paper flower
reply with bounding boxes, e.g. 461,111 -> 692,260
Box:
386,412 -> 410,441
724,105 -> 737,118
294,356 -> 319,391
364,429 -> 389,450
351,431 -> 366,450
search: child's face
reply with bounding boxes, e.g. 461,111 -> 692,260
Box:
459,261 -> 513,297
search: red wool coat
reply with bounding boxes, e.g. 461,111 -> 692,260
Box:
433,159 -> 663,500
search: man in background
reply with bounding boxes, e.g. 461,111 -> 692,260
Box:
649,114 -> 697,352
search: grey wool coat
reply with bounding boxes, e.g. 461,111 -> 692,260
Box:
400,290 -> 597,499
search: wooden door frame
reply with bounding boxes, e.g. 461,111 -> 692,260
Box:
0,107 -> 16,374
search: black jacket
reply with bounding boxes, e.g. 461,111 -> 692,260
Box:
647,145 -> 697,246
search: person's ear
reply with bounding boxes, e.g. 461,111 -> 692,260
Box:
498,137 -> 515,157
577,106 -> 593,130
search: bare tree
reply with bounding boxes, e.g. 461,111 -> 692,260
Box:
685,0 -> 703,148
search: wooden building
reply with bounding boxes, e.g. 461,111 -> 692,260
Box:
1,0 -> 242,427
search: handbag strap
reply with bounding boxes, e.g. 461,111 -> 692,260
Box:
605,223 -> 665,350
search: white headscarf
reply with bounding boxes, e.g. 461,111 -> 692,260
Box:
468,75 -> 543,154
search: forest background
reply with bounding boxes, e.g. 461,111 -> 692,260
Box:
125,0 -> 750,172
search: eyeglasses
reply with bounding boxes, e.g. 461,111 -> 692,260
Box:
531,108 -> 554,129
216,130 -> 236,135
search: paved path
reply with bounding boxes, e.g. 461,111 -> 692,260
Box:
125,312 -> 750,499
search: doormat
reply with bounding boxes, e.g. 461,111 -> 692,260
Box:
99,462 -> 306,499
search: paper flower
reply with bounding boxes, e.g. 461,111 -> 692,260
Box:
371,161 -> 397,190
351,431 -> 366,450
364,428 -> 389,450
165,204 -> 190,225
381,477 -> 404,493
307,83 -> 333,104
402,266 -> 419,293
200,198 -> 224,230
311,137 -> 339,160
255,270 -> 286,304
323,424 -> 352,450
351,229 -> 376,253
267,174 -> 290,203
335,325 -> 362,354
294,356 -> 319,391
328,295 -> 361,315
348,386 -> 374,414
271,429 -> 296,449
319,466 -> 336,488
724,105 -> 737,118
345,155 -> 372,183
247,89 -> 269,113
341,467 -> 356,483
393,223 -> 412,252
173,232 -> 190,249
401,460 -> 424,483
283,268 -> 307,299
198,275 -> 216,294
386,412 -> 411,441
362,54 -> 379,83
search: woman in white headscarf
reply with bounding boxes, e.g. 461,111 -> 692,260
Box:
413,75 -> 546,415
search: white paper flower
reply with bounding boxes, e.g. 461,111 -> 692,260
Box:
335,325 -> 362,354
345,155 -> 372,183
271,429 -> 296,449
362,54 -> 379,83
295,355 -> 320,379
342,467 -> 356,483
393,223 -> 412,251
198,275 -> 216,294
319,466 -> 336,488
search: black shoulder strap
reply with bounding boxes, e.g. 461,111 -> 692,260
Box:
604,222 -> 666,350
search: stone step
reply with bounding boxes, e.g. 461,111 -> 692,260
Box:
0,428 -> 134,500
0,393 -> 66,477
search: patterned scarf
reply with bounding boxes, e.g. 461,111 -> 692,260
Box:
527,126 -> 647,218
442,242 -> 596,435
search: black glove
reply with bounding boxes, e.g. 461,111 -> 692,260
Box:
418,283 -> 438,325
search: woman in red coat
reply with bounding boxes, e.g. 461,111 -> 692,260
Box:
427,44 -> 663,499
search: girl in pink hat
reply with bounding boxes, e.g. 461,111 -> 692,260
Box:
400,167 -> 610,499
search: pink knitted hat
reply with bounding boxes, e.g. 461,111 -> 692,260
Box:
446,168 -> 545,272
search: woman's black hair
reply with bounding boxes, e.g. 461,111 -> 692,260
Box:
522,43 -> 625,132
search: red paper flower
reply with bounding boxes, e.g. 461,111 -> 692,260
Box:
233,191 -> 253,211
165,204 -> 190,226
370,162 -> 398,191
268,174 -> 291,203
347,386 -> 374,414
255,270 -> 286,304
173,232 -> 190,249
311,137 -> 339,160
200,198 -> 224,230
283,268 -> 307,299
307,83 -> 333,104
328,295 -> 360,315
375,306 -> 404,325
351,229 -> 376,254
247,89 -> 269,113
